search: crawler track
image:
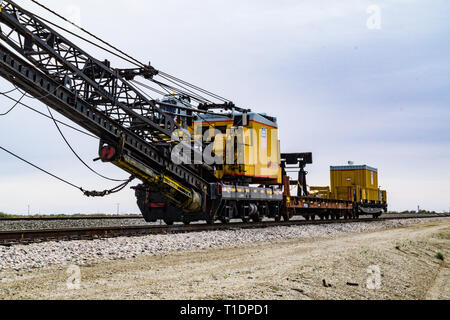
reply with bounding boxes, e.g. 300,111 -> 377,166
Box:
0,214 -> 448,246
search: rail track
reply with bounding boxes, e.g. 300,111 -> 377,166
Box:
0,214 -> 448,246
0,215 -> 142,221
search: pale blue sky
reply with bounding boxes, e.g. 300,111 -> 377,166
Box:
0,0 -> 449,214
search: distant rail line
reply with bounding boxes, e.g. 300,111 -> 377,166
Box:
0,215 -> 142,221
0,214 -> 448,246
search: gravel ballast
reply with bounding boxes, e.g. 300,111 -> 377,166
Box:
0,214 -> 444,231
0,218 -> 149,231
0,218 -> 447,272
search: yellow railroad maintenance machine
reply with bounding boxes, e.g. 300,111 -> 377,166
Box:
0,1 -> 387,224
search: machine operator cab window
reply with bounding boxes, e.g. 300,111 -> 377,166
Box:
159,94 -> 192,127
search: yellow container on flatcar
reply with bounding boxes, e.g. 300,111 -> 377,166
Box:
330,164 -> 384,203
330,165 -> 379,190
309,186 -> 331,198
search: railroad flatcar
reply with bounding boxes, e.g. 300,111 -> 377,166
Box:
309,162 -> 388,219
136,97 -> 388,224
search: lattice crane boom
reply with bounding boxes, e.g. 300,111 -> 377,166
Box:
0,0 -> 213,213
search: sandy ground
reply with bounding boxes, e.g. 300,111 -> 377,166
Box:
0,219 -> 448,300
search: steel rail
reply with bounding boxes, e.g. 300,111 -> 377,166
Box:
0,216 -> 142,222
0,214 -> 448,246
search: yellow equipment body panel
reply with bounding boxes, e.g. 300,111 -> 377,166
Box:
381,190 -> 387,203
191,112 -> 282,184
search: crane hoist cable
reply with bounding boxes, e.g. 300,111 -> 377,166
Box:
133,80 -> 224,126
28,0 -> 232,103
15,84 -> 128,182
0,92 -> 97,139
153,75 -> 213,103
158,71 -> 231,103
0,92 -> 25,116
28,0 -> 145,69
153,82 -> 219,130
45,105 -> 129,183
0,88 -> 128,182
151,79 -> 211,104
130,80 -> 168,97
0,144 -> 135,197
0,87 -> 19,95
15,7 -> 215,104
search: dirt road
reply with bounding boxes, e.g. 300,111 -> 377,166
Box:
0,219 -> 448,300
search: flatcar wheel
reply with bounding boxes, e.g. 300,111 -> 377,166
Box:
220,217 -> 230,224
251,214 -> 261,223
305,215 -> 310,221
274,215 -> 281,222
242,217 -> 250,223
311,215 -> 316,221
183,220 -> 191,225
164,219 -> 174,226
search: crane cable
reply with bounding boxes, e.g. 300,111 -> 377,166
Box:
151,79 -> 211,104
0,144 -> 135,197
158,72 -> 231,103
15,8 -> 212,105
27,0 -> 232,103
151,80 -> 217,130
156,74 -> 212,103
130,80 -> 168,97
0,87 -> 20,95
12,85 -> 129,182
8,85 -> 126,182
0,91 -> 98,139
45,105 -> 129,182
0,91 -> 25,116
28,0 -> 146,69
0,85 -> 129,183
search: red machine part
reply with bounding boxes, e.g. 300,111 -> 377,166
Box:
100,146 -> 117,162
149,203 -> 166,208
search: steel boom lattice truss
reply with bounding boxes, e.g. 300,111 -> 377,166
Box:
0,0 -> 214,212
